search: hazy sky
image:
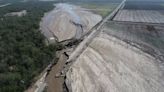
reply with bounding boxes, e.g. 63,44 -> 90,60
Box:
127,0 -> 164,1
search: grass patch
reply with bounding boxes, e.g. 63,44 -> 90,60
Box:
72,2 -> 117,17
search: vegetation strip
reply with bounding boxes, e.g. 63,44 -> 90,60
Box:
0,1 -> 61,92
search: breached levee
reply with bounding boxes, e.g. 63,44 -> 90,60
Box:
39,1 -> 164,92
40,3 -> 102,42
65,31 -> 164,92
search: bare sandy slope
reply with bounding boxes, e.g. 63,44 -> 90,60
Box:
40,3 -> 102,42
66,31 -> 164,92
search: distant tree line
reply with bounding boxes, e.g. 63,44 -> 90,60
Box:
0,1 -> 60,92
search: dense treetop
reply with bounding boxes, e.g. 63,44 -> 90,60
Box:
0,1 -> 60,92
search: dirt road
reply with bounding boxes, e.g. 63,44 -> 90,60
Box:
0,3 -> 11,8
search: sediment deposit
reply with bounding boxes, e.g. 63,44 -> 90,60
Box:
40,3 -> 102,42
42,1 -> 164,92
66,31 -> 164,92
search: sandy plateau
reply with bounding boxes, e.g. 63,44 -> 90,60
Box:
66,31 -> 164,92
40,3 -> 102,42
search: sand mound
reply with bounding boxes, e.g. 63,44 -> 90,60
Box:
41,3 -> 102,42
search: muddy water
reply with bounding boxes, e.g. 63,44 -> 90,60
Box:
46,51 -> 67,92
